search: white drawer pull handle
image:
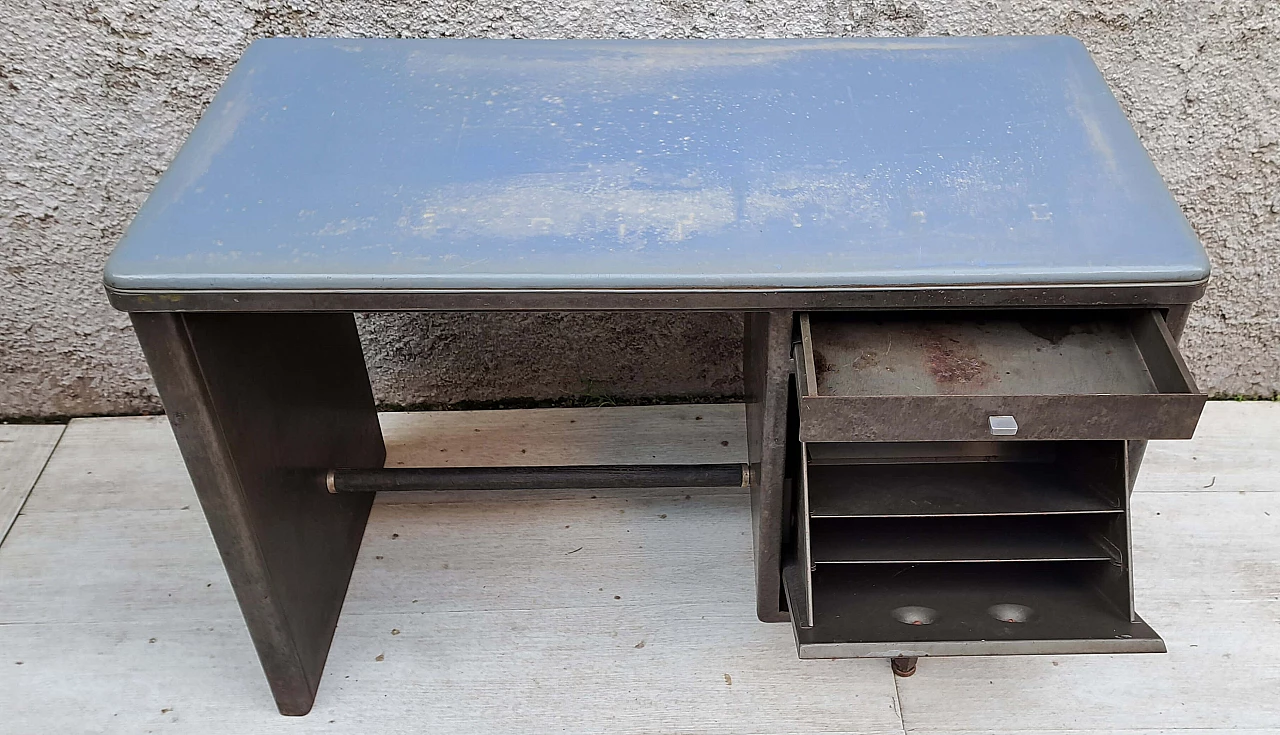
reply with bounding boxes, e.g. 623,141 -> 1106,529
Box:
989,415 -> 1019,436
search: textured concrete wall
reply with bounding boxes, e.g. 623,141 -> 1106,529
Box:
2,1 -> 1277,417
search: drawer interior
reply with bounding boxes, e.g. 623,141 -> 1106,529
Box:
793,309 -> 1206,442
801,310 -> 1191,398
784,439 -> 1161,657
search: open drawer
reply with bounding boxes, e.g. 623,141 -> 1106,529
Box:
794,310 -> 1206,442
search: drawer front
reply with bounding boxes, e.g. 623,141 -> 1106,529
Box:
798,393 -> 1204,442
795,309 -> 1206,443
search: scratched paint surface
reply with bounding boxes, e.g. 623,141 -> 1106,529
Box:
104,37 -> 1209,292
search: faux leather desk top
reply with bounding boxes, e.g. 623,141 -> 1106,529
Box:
104,37 -> 1209,303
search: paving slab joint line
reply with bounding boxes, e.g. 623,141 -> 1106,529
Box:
0,424 -> 67,548
890,663 -> 909,735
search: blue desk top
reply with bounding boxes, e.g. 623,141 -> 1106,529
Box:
104,37 -> 1209,294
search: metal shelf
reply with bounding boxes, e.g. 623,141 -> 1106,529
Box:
809,516 -> 1115,564
806,462 -> 1119,519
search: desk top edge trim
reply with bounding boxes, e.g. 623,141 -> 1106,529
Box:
104,278 -> 1210,312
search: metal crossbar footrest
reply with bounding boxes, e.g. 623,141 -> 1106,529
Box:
326,464 -> 750,494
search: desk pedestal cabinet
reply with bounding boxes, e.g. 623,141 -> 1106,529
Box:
784,309 -> 1204,663
104,38 -> 1213,714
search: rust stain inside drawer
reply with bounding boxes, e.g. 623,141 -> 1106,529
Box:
810,313 -> 1156,397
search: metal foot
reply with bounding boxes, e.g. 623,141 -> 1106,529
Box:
891,656 -> 918,677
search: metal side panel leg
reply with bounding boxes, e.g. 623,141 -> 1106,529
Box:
131,312 -> 386,716
744,310 -> 794,623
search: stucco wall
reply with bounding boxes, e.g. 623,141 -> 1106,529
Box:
2,1 -> 1277,417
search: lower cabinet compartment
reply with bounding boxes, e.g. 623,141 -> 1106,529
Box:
788,562 -> 1164,658
784,438 -> 1164,657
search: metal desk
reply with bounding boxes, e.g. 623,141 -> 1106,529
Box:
105,37 -> 1210,715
